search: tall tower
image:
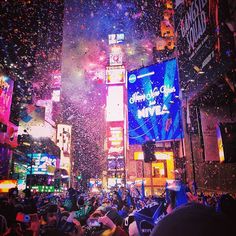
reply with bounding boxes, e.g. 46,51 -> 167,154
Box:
105,33 -> 126,189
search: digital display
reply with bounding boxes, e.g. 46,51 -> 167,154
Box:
27,153 -> 57,175
0,180 -> 17,193
108,33 -> 125,45
106,66 -> 125,84
31,185 -> 55,192
107,159 -> 125,171
174,0 -> 234,98
0,76 -> 14,124
127,58 -> 183,144
106,86 -> 124,121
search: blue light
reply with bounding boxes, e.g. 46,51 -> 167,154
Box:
127,58 -> 183,145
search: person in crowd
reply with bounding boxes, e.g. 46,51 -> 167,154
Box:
40,204 -> 60,235
0,214 -> 8,235
0,189 -> 18,229
150,202 -> 235,236
216,193 -> 236,225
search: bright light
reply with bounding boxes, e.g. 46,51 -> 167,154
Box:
106,86 -> 124,121
0,180 -> 17,193
91,187 -> 99,193
27,124 -> 56,139
134,151 -> 173,160
137,71 -> 155,79
106,66 -> 125,84
99,56 -> 105,61
52,90 -> 61,102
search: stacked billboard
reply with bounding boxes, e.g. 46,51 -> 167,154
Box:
105,37 -> 126,188
0,75 -> 14,124
26,153 -> 58,175
174,0 -> 235,98
57,124 -> 72,178
127,58 -> 182,145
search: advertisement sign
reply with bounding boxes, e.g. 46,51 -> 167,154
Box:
31,185 -> 55,192
52,89 -> 61,102
0,75 -> 14,124
57,124 -> 72,175
106,86 -> 124,122
127,58 -> 182,145
0,147 -> 12,178
89,179 -> 102,188
57,124 -> 72,156
200,110 -> 219,161
106,123 -> 125,176
216,126 -> 224,163
107,123 -> 124,157
4,121 -> 18,148
106,66 -> 125,84
27,153 -> 57,175
51,70 -> 61,89
136,161 -> 144,178
0,180 -> 17,193
174,0 -> 235,98
36,100 -> 54,124
108,33 -> 125,45
134,151 -> 173,161
19,104 -> 45,125
59,156 -> 71,175
107,159 -> 125,171
109,46 -> 123,66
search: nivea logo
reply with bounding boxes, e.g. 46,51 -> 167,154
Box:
129,74 -> 136,83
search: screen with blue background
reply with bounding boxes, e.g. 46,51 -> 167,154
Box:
127,58 -> 183,145
27,153 -> 57,175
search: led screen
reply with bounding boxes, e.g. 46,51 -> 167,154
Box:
106,86 -> 124,121
0,76 -> 14,124
0,180 -> 17,193
127,58 -> 183,144
27,153 -> 57,175
107,159 -> 125,171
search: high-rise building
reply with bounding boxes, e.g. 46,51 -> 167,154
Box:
0,1 -> 64,188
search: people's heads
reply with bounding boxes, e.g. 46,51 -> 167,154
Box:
41,227 -> 67,236
217,194 -> 236,222
150,202 -> 235,236
0,214 -> 8,235
112,191 -> 120,200
129,205 -> 135,213
77,196 -> 84,207
88,196 -> 95,205
23,188 -> 31,198
129,220 -> 140,236
106,209 -> 124,227
44,204 -> 58,226
8,188 -> 18,202
102,198 -> 111,207
68,188 -> 77,198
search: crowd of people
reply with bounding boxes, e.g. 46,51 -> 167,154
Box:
0,181 -> 236,236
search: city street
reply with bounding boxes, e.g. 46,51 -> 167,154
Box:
0,1 -> 236,235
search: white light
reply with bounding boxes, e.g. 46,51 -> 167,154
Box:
137,71 -> 155,79
106,86 -> 124,121
28,125 -> 55,139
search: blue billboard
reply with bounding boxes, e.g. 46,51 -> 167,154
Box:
127,58 -> 182,145
27,153 -> 57,175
